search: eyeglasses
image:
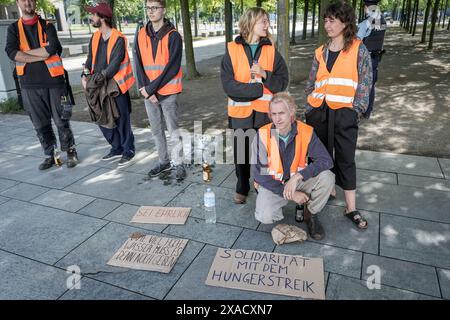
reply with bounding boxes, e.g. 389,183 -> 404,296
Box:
146,6 -> 164,12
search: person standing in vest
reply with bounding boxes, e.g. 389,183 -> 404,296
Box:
5,0 -> 78,170
221,7 -> 288,204
252,93 -> 334,240
82,2 -> 136,166
305,2 -> 372,230
357,0 -> 386,119
133,0 -> 186,180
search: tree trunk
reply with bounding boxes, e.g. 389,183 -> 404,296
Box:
291,0 -> 298,45
409,0 -> 416,33
277,0 -> 290,67
406,0 -> 412,30
256,0 -> 263,7
422,0 -> 433,42
359,0 -> 365,23
412,0 -> 419,36
442,0 -> 449,27
241,0 -> 244,14
302,0 -> 309,40
225,0 -> 233,43
448,15 -> 450,29
173,1 -> 178,29
438,0 -> 444,25
311,0 -> 316,38
352,0 -> 357,10
194,0 -> 198,37
180,0 -> 200,78
318,0 -> 331,45
400,0 -> 406,26
429,0 -> 441,49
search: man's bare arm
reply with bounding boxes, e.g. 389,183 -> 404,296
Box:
26,47 -> 50,58
14,51 -> 46,63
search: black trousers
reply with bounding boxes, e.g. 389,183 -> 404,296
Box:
99,93 -> 135,158
306,105 -> 358,190
21,87 -> 75,156
233,128 -> 255,196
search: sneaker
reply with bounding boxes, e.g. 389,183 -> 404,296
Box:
66,148 -> 78,168
304,206 -> 325,240
102,150 -> 122,161
233,193 -> 247,204
148,162 -> 172,177
38,157 -> 56,170
118,154 -> 134,166
174,164 -> 186,181
295,204 -> 304,222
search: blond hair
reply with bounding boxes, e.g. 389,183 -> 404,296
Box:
238,7 -> 273,44
269,92 -> 297,121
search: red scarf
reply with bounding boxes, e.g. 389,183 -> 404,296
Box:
22,15 -> 39,26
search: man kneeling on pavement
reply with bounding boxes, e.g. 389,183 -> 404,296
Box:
252,92 -> 335,240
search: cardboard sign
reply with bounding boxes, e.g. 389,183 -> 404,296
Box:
107,235 -> 188,273
131,206 -> 191,225
205,248 -> 325,300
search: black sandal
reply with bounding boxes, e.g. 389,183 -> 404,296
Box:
344,210 -> 368,229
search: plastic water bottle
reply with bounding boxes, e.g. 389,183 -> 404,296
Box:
204,188 -> 216,223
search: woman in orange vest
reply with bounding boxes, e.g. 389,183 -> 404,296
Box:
304,2 -> 373,229
221,7 -> 288,204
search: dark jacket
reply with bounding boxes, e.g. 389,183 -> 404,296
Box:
133,19 -> 182,102
84,73 -> 120,129
5,17 -> 64,89
251,122 -> 333,196
221,36 -> 289,130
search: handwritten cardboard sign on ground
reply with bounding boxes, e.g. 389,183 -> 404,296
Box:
205,248 -> 325,299
131,206 -> 191,225
107,235 -> 188,273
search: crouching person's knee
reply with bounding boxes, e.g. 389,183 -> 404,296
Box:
317,170 -> 335,191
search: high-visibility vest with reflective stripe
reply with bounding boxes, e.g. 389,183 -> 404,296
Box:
137,27 -> 182,95
307,39 -> 361,110
258,121 -> 313,183
16,18 -> 64,77
91,29 -> 135,94
227,42 -> 274,118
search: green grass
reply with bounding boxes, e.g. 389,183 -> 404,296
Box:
0,98 -> 22,114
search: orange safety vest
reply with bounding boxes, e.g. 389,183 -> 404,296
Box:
91,29 -> 135,94
227,42 -> 275,118
307,39 -> 361,110
16,18 -> 64,77
258,121 -> 313,183
137,27 -> 182,95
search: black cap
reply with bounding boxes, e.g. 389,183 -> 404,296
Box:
364,0 -> 380,5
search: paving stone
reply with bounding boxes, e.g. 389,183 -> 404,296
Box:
0,134 -> 46,157
167,183 -> 259,229
0,155 -> 101,189
0,250 -> 69,299
0,199 -> 107,264
0,183 -> 49,201
275,241 -> 362,279
59,277 -> 152,300
329,182 -> 450,224
165,245 -> 304,300
103,203 -> 167,232
0,152 -> 25,164
64,168 -> 191,206
380,214 -> 450,269
0,195 -> 9,205
232,229 -> 276,253
164,217 -> 243,248
438,158 -> 450,180
356,150 -> 444,178
55,222 -> 204,299
77,198 -> 122,219
219,170 -> 256,192
32,190 -> 96,212
362,254 -> 441,297
357,169 -> 397,185
0,126 -> 33,137
398,174 -> 450,192
437,269 -> 450,299
326,273 -> 439,300
185,164 -> 235,187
